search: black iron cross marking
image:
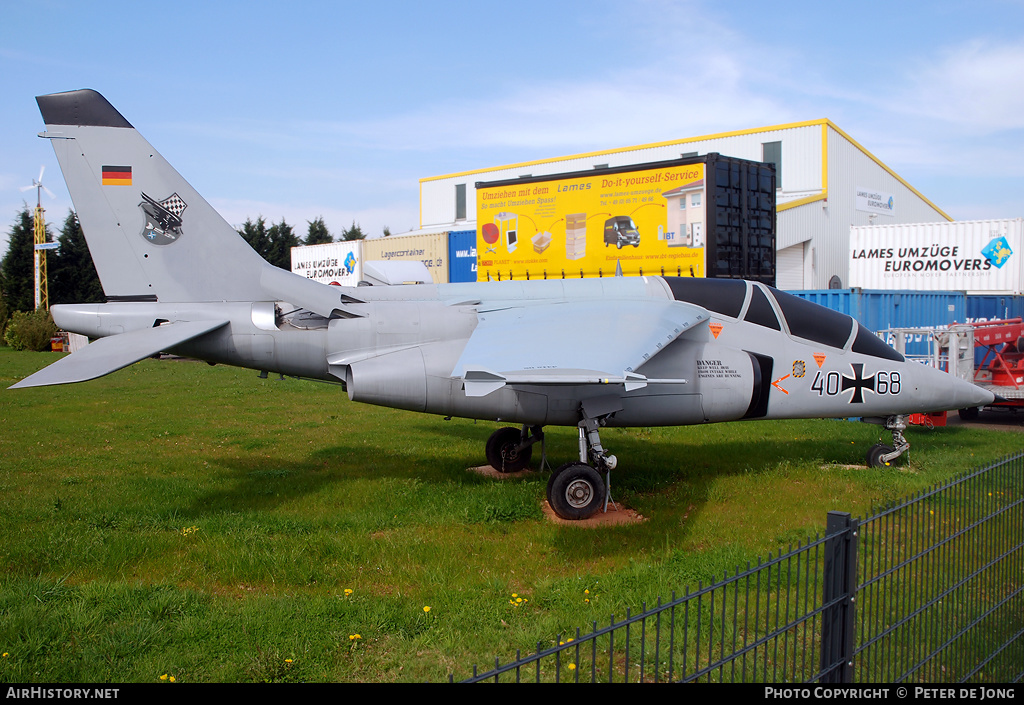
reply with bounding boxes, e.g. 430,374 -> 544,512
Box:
841,363 -> 876,404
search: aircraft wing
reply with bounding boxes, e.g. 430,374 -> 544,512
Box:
8,319 -> 229,389
453,298 -> 708,396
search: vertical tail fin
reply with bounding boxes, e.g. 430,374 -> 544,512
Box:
37,89 -> 270,303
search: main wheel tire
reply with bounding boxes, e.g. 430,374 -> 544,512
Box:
547,462 -> 605,520
485,426 -> 532,473
866,443 -> 895,468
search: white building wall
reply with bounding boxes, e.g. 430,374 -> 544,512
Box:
420,120 -> 950,290
807,125 -> 948,290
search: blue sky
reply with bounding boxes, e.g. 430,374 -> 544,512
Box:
2,0 -> 1023,254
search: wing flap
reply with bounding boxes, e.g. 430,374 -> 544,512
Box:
9,319 -> 229,389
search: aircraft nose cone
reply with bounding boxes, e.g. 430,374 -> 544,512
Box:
907,361 -> 994,412
955,377 -> 996,409
926,369 -> 995,411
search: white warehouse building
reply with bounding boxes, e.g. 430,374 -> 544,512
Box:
417,120 -> 950,290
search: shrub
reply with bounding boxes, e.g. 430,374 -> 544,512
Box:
4,309 -> 58,351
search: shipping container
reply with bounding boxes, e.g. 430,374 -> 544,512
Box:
849,219 -> 1024,294
448,229 -> 478,283
790,289 -> 965,331
965,294 -> 1024,324
362,232 -> 449,284
290,240 -> 363,286
474,153 -> 776,284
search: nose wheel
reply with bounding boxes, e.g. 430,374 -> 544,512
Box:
866,443 -> 896,467
865,415 -> 910,467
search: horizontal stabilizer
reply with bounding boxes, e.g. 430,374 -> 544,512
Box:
9,319 -> 228,389
260,266 -> 365,319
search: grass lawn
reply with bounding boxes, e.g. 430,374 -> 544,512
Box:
0,348 -> 1020,682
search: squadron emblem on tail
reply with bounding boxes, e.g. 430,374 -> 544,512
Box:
140,192 -> 187,245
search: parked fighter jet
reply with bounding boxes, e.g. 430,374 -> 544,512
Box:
12,90 -> 995,520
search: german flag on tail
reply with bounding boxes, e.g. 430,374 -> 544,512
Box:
102,165 -> 132,186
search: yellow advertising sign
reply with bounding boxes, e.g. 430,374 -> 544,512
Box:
476,163 -> 707,281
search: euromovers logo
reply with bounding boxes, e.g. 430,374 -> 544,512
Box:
981,236 -> 1013,269
852,241 -> 1011,275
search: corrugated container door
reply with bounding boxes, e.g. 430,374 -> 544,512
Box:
706,156 -> 775,285
447,230 -> 478,283
966,295 -> 1024,323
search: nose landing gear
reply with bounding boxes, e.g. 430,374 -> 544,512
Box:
865,415 -> 910,467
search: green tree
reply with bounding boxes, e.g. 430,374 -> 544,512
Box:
266,218 -> 299,270
340,221 -> 366,241
0,272 -> 9,337
238,217 -> 271,261
382,226 -> 392,237
1,206 -> 48,312
304,217 -> 333,245
50,210 -> 104,305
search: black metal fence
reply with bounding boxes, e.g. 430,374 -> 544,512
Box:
453,452 -> 1024,683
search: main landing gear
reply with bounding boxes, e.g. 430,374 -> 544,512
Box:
485,425 -> 546,474
547,416 -> 616,520
484,415 -> 616,521
865,415 -> 910,468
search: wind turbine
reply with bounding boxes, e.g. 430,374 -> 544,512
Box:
20,166 -> 57,310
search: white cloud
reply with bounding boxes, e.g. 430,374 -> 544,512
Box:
900,39 -> 1024,133
304,2 -> 796,156
312,55 -> 791,158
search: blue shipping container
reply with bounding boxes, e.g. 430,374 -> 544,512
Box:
965,295 -> 1024,324
790,289 -> 966,330
448,230 -> 478,283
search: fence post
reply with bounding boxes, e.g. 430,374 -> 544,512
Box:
819,510 -> 858,683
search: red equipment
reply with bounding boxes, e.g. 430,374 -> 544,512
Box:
971,318 -> 1024,392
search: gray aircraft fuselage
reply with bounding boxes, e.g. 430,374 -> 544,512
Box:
48,274 -> 989,429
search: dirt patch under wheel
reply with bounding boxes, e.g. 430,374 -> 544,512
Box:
541,500 -> 645,526
467,465 -> 645,525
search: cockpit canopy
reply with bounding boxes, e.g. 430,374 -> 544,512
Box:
663,277 -> 904,362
